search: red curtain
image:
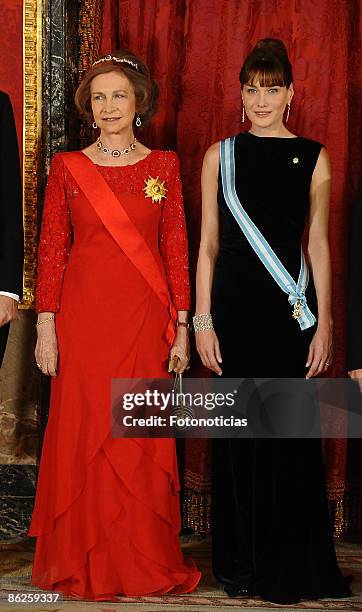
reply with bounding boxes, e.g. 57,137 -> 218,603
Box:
99,0 -> 361,533
0,0 -> 23,159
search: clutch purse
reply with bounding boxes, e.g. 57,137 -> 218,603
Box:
172,371 -> 194,422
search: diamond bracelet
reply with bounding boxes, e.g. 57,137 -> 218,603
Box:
192,313 -> 214,333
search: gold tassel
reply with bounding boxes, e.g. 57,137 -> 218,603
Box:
326,480 -> 346,538
333,498 -> 345,539
182,488 -> 211,536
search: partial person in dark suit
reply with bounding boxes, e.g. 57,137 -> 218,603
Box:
348,178 -> 362,388
0,90 -> 23,367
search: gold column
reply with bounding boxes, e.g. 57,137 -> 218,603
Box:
22,0 -> 43,308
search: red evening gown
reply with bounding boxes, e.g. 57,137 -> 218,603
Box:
28,150 -> 201,601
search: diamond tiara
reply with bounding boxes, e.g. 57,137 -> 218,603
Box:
92,55 -> 139,70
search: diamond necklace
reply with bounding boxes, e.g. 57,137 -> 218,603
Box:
96,136 -> 137,158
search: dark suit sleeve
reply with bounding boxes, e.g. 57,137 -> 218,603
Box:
0,91 -> 23,297
347,178 -> 362,371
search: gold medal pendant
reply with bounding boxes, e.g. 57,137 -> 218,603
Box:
143,176 -> 167,203
292,300 -> 303,320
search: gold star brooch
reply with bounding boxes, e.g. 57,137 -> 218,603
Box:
293,157 -> 299,164
143,176 -> 167,203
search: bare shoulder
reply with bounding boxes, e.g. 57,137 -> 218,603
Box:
312,146 -> 331,184
202,143 -> 220,201
80,144 -> 96,162
203,142 -> 220,166
136,141 -> 151,156
81,144 -> 93,155
202,143 -> 220,183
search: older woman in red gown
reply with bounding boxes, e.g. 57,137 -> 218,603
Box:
28,50 -> 201,601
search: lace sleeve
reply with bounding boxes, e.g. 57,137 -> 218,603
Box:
159,152 -> 191,311
36,154 -> 71,313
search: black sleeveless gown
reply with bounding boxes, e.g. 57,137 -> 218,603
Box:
211,132 -> 351,604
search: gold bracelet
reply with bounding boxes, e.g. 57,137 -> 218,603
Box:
36,316 -> 55,326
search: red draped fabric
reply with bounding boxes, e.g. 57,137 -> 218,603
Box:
98,0 -> 361,534
0,0 -> 23,159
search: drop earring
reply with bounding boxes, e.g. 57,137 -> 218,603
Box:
242,104 -> 245,123
136,114 -> 142,127
92,121 -> 98,129
286,102 -> 291,122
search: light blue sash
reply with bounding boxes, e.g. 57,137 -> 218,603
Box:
220,136 -> 316,331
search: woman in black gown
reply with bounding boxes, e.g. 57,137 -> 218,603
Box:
194,38 -> 351,605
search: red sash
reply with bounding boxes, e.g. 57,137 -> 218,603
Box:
61,152 -> 176,346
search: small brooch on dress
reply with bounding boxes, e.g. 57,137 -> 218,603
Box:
143,176 -> 167,203
292,157 -> 299,164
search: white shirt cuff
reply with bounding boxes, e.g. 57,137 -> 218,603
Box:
0,291 -> 20,302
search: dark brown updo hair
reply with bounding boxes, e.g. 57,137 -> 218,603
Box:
75,49 -> 159,128
239,38 -> 293,88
